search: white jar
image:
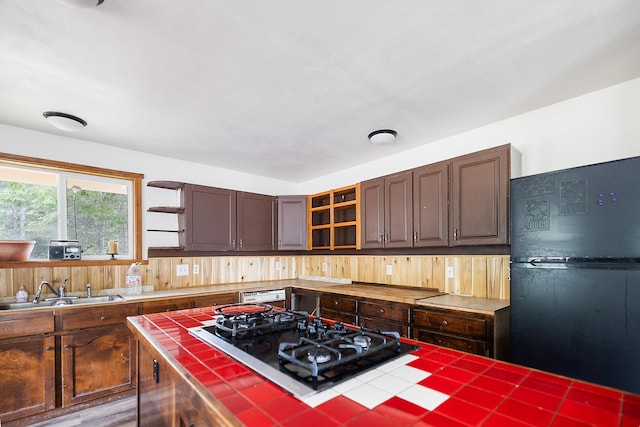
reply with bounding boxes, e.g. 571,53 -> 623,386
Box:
16,284 -> 28,302
126,263 -> 142,295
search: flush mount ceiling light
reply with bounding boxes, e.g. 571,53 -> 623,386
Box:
43,111 -> 87,132
368,129 -> 397,145
55,0 -> 104,7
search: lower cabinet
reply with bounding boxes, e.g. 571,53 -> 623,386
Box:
0,335 -> 56,422
359,299 -> 411,338
319,293 -> 357,324
0,311 -> 56,424
314,289 -> 508,360
412,306 -> 509,359
137,340 -> 232,426
0,304 -> 138,426
60,324 -> 136,407
138,344 -> 175,426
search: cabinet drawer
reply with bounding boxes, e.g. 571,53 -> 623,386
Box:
320,308 -> 356,326
359,301 -> 409,323
58,304 -> 139,331
412,309 -> 486,339
141,298 -> 194,314
320,295 -> 356,314
193,293 -> 237,308
0,311 -> 55,338
413,329 -> 487,356
359,316 -> 409,338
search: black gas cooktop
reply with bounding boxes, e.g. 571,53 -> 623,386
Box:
189,303 -> 417,398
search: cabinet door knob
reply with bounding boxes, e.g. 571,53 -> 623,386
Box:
46,346 -> 54,351
379,308 -> 385,314
441,320 -> 448,327
334,300 -> 339,306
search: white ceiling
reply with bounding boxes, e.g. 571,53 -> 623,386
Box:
1,1 -> 639,182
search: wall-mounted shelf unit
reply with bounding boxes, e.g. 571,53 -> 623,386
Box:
307,183 -> 360,250
146,181 -> 185,249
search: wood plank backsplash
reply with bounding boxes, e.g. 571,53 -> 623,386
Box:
0,255 -> 510,300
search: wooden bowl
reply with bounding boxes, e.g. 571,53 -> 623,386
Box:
0,240 -> 36,261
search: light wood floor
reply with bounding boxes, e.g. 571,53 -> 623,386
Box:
29,396 -> 136,427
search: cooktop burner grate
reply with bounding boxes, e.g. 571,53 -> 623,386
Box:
189,303 -> 417,397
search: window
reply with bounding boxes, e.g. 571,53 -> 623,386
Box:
0,153 -> 143,261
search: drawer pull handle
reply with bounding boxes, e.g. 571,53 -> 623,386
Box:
441,320 -> 448,327
46,346 -> 54,351
100,316 -> 106,321
334,301 -> 339,306
379,308 -> 385,314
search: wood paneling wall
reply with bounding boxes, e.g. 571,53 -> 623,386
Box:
297,255 -> 510,299
0,255 -> 510,301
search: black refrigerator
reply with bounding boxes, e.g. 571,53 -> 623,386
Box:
510,155 -> 640,394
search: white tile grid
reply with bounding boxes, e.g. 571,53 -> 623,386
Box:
197,319 -> 451,411
300,354 -> 451,411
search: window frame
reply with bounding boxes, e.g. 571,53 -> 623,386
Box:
0,152 -> 143,264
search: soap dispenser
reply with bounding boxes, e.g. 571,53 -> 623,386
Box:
16,284 -> 28,302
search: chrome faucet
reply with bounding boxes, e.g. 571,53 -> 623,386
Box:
32,280 -> 59,304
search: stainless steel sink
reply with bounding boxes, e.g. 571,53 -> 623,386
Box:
0,295 -> 126,310
71,295 -> 126,304
0,301 -> 56,310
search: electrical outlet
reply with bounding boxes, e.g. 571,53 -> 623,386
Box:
176,264 -> 189,276
322,262 -> 328,272
275,261 -> 282,271
446,266 -> 454,278
193,264 -> 199,274
386,264 -> 393,275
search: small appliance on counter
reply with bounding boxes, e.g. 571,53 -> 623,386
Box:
48,240 -> 82,260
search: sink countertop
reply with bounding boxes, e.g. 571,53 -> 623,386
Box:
0,278 -> 348,312
122,277 -> 348,301
415,294 -> 510,314
1,277 -> 510,314
301,282 -> 445,304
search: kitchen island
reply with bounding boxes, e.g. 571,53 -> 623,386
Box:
128,306 -> 640,426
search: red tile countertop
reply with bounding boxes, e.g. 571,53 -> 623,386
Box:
129,307 -> 640,427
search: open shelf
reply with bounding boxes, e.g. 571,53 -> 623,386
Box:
307,183 -> 360,250
147,181 -> 184,190
147,206 -> 184,214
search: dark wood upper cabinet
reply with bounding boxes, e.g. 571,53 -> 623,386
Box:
450,144 -> 510,246
148,182 -> 277,251
180,184 -> 237,251
413,161 -> 449,247
277,195 -> 307,250
361,144 -> 513,250
361,171 -> 412,248
237,191 -> 276,251
360,177 -> 384,248
385,171 -> 413,248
